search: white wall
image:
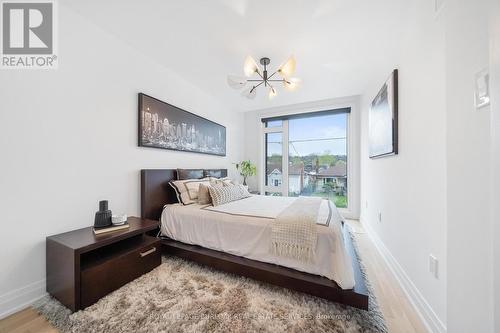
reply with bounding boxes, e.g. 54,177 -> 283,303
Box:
0,4 -> 244,318
360,1 -> 447,331
446,0 -> 493,332
361,0 -> 499,332
491,1 -> 500,331
243,96 -> 361,219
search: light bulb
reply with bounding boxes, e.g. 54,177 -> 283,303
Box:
243,56 -> 259,77
241,86 -> 257,99
269,87 -> 277,99
283,77 -> 301,91
227,75 -> 246,89
277,56 -> 296,78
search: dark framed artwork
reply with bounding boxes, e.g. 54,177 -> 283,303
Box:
369,69 -> 398,158
138,93 -> 226,156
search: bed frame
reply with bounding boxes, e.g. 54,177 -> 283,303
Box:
141,169 -> 369,310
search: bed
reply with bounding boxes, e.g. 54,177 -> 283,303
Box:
141,169 -> 369,310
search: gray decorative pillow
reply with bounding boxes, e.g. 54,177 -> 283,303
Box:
208,184 -> 250,206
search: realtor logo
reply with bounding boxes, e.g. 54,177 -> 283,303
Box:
1,1 -> 57,69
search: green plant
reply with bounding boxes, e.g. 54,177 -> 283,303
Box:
323,182 -> 336,194
236,160 -> 257,185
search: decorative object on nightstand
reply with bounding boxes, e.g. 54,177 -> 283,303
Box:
112,214 -> 128,225
46,217 -> 160,311
93,223 -> 130,235
94,200 -> 112,229
235,160 -> 257,185
92,201 -> 129,235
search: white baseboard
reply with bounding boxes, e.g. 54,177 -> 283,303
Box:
361,219 -> 447,333
0,279 -> 47,319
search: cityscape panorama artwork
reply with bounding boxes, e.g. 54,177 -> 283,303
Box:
138,93 -> 226,156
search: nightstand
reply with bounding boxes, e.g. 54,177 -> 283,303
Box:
46,217 -> 160,311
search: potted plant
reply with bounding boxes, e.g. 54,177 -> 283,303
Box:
236,160 -> 257,186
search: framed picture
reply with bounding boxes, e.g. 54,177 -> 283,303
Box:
138,93 -> 226,156
369,69 -> 398,158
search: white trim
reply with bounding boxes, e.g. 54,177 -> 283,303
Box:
0,279 -> 47,319
259,121 -> 265,193
262,124 -> 285,194
262,127 -> 283,134
262,124 -> 286,195
361,219 -> 447,333
282,120 -> 289,196
341,113 -> 353,218
245,95 -> 360,115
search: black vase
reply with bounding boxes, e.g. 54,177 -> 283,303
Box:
94,200 -> 112,228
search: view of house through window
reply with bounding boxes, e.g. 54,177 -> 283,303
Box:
265,132 -> 283,190
264,111 -> 348,208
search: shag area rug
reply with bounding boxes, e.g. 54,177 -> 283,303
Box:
34,236 -> 387,333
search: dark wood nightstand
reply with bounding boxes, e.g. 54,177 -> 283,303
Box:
46,217 -> 160,311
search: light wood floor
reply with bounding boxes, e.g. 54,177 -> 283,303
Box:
345,220 -> 428,332
0,307 -> 56,333
0,220 -> 427,333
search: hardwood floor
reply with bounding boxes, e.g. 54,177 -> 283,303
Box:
345,220 -> 428,333
0,308 -> 56,333
0,220 -> 427,333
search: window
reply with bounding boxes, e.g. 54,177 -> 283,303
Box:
265,132 -> 283,190
263,110 -> 349,209
265,120 -> 283,128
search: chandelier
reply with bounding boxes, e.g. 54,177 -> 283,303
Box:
227,56 -> 301,99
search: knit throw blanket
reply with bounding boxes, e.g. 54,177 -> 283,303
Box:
270,197 -> 322,263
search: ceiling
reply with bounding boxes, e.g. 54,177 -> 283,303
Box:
64,0 -> 415,112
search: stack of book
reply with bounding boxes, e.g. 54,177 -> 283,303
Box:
93,223 -> 129,235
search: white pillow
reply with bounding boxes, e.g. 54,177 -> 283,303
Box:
169,178 -> 210,205
209,177 -> 236,187
208,183 -> 250,206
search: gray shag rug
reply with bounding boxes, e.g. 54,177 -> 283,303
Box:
34,234 -> 387,333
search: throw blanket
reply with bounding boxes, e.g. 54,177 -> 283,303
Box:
270,197 -> 322,263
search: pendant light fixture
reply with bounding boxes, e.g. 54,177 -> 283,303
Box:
227,56 -> 301,99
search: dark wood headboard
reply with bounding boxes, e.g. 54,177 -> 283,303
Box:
140,169 -> 227,220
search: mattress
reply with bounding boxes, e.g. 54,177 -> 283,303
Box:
160,195 -> 355,289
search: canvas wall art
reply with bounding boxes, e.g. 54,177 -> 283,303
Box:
138,93 -> 226,156
369,69 -> 398,158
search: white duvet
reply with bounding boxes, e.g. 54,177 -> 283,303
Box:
160,195 -> 355,289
